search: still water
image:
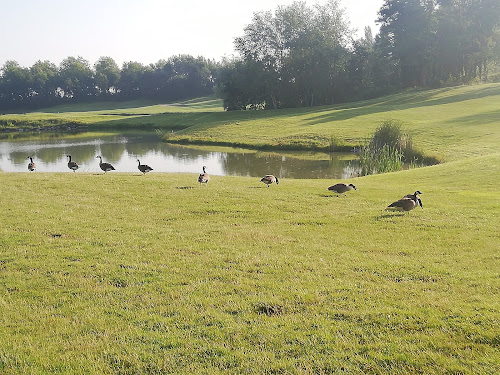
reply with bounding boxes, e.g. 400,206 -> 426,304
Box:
0,132 -> 360,179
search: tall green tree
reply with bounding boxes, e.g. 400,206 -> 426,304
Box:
231,0 -> 353,109
94,56 -> 120,95
59,56 -> 95,99
117,61 -> 146,99
377,0 -> 438,87
436,0 -> 500,83
0,61 -> 31,108
30,60 -> 60,106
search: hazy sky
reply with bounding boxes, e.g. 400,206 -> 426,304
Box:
0,0 -> 384,68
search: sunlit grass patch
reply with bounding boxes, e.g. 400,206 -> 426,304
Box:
0,152 -> 499,373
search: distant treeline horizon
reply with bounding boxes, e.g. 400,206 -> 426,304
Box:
1,0 -> 499,111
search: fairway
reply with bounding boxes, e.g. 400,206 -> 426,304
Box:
1,85 -> 499,374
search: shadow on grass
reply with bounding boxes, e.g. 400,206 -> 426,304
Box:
375,213 -> 408,220
306,85 -> 500,125
176,186 -> 195,190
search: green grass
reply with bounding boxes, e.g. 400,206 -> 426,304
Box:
1,84 -> 499,373
3,84 -> 499,161
0,153 -> 499,374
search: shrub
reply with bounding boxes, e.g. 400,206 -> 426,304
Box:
360,120 -> 426,175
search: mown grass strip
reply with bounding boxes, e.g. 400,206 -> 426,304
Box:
0,152 -> 498,373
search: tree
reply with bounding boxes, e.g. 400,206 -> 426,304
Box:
231,0 -> 353,109
0,61 -> 31,109
117,61 -> 146,99
30,60 -> 60,106
59,56 -> 95,99
94,57 -> 120,95
436,0 -> 500,83
377,0 -> 438,87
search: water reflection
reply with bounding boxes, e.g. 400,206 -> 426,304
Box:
0,132 -> 360,178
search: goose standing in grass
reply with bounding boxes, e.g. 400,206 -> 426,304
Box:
260,175 -> 279,187
137,159 -> 153,175
67,155 -> 79,172
403,191 -> 423,209
386,195 -> 420,213
96,156 -> 115,173
198,166 -> 210,186
27,156 -> 36,171
327,183 -> 356,196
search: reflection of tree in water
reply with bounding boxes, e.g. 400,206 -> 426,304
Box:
222,152 -> 361,179
1,132 -> 361,178
9,151 -> 34,165
37,147 -> 67,163
162,144 -> 215,161
62,145 -> 99,165
97,140 -> 127,164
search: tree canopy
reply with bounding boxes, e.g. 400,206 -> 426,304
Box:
0,55 -> 218,110
218,0 -> 499,110
1,0 -> 498,111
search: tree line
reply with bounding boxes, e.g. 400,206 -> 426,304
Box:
1,0 -> 499,112
0,55 -> 218,110
218,0 -> 500,110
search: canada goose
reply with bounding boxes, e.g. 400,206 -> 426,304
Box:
96,156 -> 115,173
403,191 -> 423,209
137,159 -> 153,175
198,166 -> 210,186
260,175 -> 279,187
327,183 -> 356,196
386,195 -> 420,213
67,155 -> 79,172
27,156 -> 36,171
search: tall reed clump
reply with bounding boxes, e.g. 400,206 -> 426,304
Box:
359,120 -> 417,176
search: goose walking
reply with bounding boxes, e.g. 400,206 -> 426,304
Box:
260,175 -> 279,187
386,195 -> 420,213
403,191 -> 423,209
96,156 -> 115,173
137,159 -> 153,175
67,155 -> 79,172
27,156 -> 36,171
327,183 -> 356,196
198,166 -> 210,186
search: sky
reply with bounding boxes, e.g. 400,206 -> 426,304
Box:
0,0 -> 384,68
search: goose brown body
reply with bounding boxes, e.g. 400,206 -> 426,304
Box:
327,183 -> 356,195
198,166 -> 210,186
137,159 -> 153,174
67,155 -> 79,172
260,175 -> 279,187
403,191 -> 423,209
387,196 -> 420,213
96,156 -> 115,173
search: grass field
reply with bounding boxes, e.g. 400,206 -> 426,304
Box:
0,84 -> 499,373
2,83 -> 500,161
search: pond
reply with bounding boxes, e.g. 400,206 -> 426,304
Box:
0,131 -> 361,179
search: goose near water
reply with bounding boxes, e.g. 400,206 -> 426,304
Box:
327,183 -> 356,196
27,156 -> 36,171
137,159 -> 153,175
67,155 -> 79,172
96,156 -> 115,173
260,175 -> 279,187
198,166 -> 210,186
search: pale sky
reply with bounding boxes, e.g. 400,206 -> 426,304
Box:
0,0 -> 384,68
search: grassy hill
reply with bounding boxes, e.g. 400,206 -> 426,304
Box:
2,83 -> 499,162
0,84 -> 499,373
